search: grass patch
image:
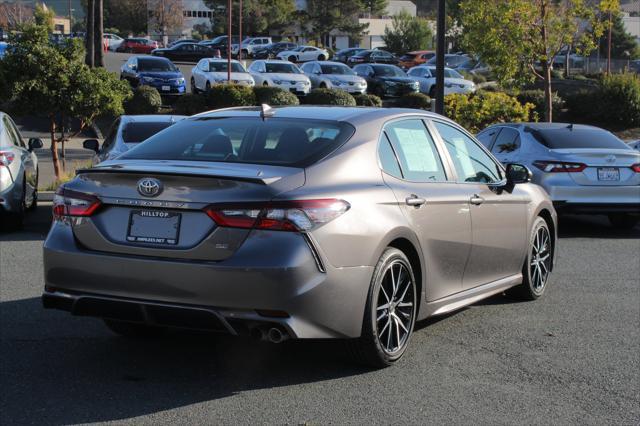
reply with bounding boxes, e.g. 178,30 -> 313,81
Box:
42,159 -> 93,191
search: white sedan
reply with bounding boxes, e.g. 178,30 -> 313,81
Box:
407,65 -> 476,98
276,46 -> 329,63
190,59 -> 255,93
248,60 -> 311,95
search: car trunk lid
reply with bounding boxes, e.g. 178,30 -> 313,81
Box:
549,148 -> 640,186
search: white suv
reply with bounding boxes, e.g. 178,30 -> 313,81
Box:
232,37 -> 273,57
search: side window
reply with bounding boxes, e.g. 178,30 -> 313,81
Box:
102,118 -> 120,150
384,119 -> 447,182
491,128 -> 521,155
433,121 -> 502,184
300,63 -> 311,73
3,117 -> 24,147
378,134 -> 402,179
476,128 -> 499,148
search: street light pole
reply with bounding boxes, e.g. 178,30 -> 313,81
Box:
239,0 -> 243,61
435,0 -> 446,115
227,0 -> 232,82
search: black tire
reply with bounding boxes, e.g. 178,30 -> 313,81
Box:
288,55 -> 297,63
318,54 -> 326,61
608,213 -> 639,230
347,247 -> 417,368
191,77 -> 199,94
104,320 -> 167,338
319,82 -> 327,89
205,81 -> 211,92
428,86 -> 436,98
373,85 -> 385,98
507,217 -> 552,300
263,81 -> 269,86
28,169 -> 38,211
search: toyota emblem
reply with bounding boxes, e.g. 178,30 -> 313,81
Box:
137,178 -> 163,197
605,155 -> 616,163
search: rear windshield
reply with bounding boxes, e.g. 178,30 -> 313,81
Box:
122,122 -> 174,143
120,117 -> 355,168
528,127 -> 630,150
138,59 -> 176,72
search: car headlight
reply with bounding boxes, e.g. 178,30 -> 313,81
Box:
142,76 -> 154,83
303,81 -> 310,86
273,79 -> 282,85
412,82 -> 419,88
176,77 -> 185,85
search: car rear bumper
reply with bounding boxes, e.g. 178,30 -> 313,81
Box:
0,177 -> 20,214
42,221 -> 373,339
544,184 -> 640,214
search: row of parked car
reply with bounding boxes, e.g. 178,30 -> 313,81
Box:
120,54 -> 476,100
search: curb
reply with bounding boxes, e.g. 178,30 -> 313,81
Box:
40,191 -> 55,202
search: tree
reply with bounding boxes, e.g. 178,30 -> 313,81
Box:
382,10 -> 433,54
148,0 -> 184,46
34,3 -> 55,31
598,10 -> 640,59
104,0 -> 148,36
1,24 -> 131,178
460,0 -> 603,122
361,0 -> 389,17
304,0 -> 369,46
0,2 -> 34,29
202,0 -> 296,36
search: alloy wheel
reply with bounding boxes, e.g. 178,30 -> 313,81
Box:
375,260 -> 415,354
530,225 -> 551,292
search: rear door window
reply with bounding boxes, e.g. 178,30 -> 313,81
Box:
383,119 -> 447,182
491,128 -> 521,155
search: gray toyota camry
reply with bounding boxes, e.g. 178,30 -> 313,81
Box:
42,106 -> 557,367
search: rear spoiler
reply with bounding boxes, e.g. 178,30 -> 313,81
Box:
75,168 -> 282,185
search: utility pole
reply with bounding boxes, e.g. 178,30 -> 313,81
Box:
606,9 -> 612,75
94,0 -> 104,67
238,0 -> 243,61
227,0 -> 232,82
85,0 -> 95,67
435,0 -> 445,115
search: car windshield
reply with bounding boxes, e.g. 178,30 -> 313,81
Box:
208,62 -> 245,72
528,127 -> 631,150
373,66 -> 406,77
138,59 -> 176,72
265,63 -> 301,74
320,64 -> 354,75
120,117 -> 355,168
122,122 -> 175,143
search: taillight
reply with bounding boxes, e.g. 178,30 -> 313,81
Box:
631,164 -> 640,173
53,187 -> 102,219
532,160 -> 587,173
204,199 -> 350,232
0,151 -> 16,167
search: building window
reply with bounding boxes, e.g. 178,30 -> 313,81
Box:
198,11 -> 203,17
207,11 -> 212,18
183,11 -> 188,17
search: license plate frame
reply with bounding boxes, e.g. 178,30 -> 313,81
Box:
597,167 -> 620,181
161,85 -> 171,91
126,210 -> 181,245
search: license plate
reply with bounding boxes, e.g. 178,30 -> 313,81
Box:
127,210 -> 180,245
597,167 -> 619,181
161,85 -> 170,91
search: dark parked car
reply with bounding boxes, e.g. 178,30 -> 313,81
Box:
168,38 -> 200,47
253,42 -> 298,59
120,56 -> 186,97
333,47 -> 367,63
199,35 -> 241,57
152,42 -> 217,63
116,38 -> 159,54
353,63 -> 419,97
347,49 -> 398,65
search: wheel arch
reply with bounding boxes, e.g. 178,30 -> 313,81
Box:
537,208 -> 556,272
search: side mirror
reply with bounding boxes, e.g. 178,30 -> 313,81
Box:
83,139 -> 100,153
28,138 -> 43,151
505,163 -> 532,185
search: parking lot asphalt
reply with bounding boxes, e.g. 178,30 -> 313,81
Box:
1,206 -> 638,425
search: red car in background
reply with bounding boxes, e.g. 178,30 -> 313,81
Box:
116,38 -> 159,54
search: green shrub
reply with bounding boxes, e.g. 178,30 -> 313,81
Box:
460,71 -> 486,85
444,91 -> 535,133
303,88 -> 356,106
598,73 -> 640,127
173,93 -> 208,115
564,90 -> 599,123
516,90 -> 564,121
353,93 -> 383,107
395,92 -> 431,110
550,69 -> 564,79
124,85 -> 162,114
205,84 -> 256,110
253,86 -> 300,106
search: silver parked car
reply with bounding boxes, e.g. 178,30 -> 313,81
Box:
0,112 -> 42,226
43,106 -> 557,367
83,115 -> 186,164
300,61 -> 367,94
407,65 -> 476,98
628,140 -> 640,151
477,123 -> 640,229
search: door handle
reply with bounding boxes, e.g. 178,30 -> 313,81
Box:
470,194 -> 484,205
405,195 -> 426,207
